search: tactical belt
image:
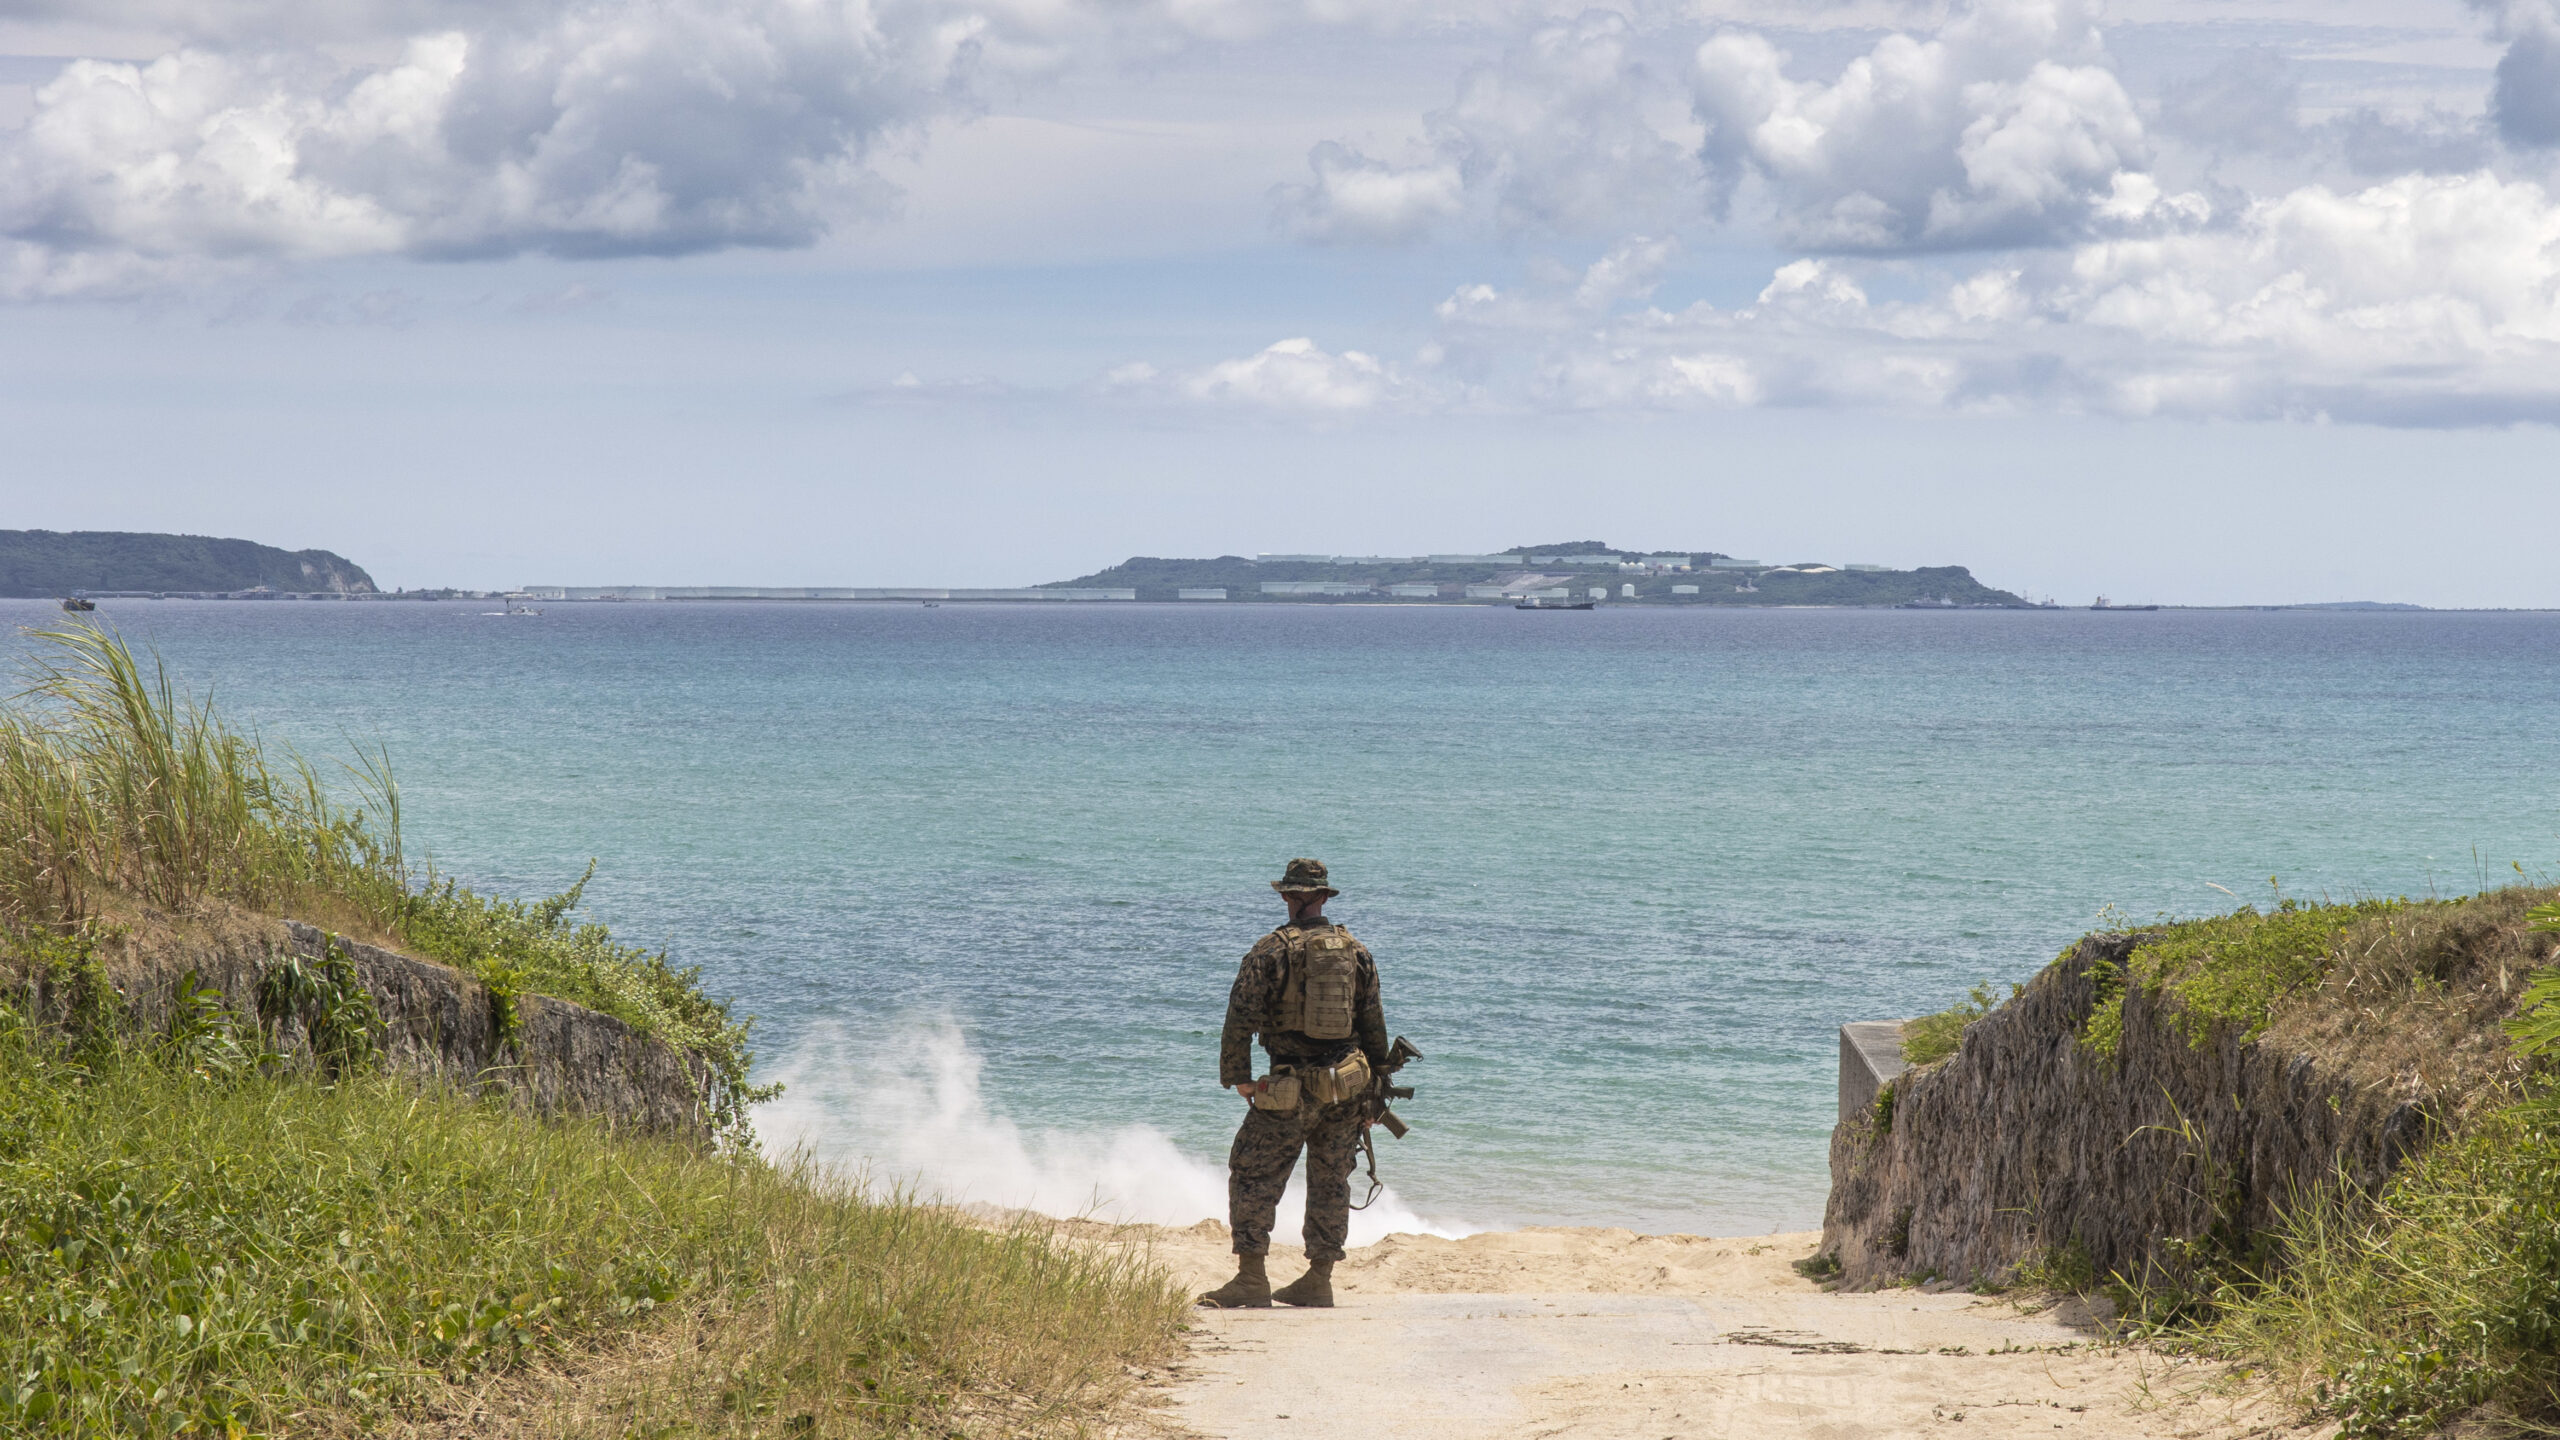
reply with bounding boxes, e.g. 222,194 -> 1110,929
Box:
1251,1051 -> 1371,1112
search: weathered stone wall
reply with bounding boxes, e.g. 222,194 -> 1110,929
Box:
63,912 -> 713,1137
1821,934 -> 2433,1290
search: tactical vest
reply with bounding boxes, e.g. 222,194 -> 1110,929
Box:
1276,925 -> 1360,1040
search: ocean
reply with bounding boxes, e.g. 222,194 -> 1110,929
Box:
9,598 -> 2556,1239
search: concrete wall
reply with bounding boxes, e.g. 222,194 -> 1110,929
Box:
1837,1021 -> 1908,1125
532,586 -> 1136,602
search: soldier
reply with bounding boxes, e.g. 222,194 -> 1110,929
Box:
1198,857 -> 1391,1310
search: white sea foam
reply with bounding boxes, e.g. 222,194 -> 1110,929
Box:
755,1015 -> 1475,1246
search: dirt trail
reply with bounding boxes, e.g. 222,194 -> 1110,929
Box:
1104,1224 -> 2327,1440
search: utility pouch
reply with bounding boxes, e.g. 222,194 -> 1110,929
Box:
1308,1050 -> 1372,1107
1251,1070 -> 1301,1112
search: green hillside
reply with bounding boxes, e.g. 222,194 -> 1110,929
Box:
1044,546 -> 2029,607
0,530 -> 377,597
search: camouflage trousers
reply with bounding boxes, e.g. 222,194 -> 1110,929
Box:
1227,1100 -> 1362,1262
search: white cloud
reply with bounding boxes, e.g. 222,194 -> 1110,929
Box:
1692,0 -> 2148,251
1278,10 -> 1703,242
1433,235 -> 1676,332
12,0 -> 2559,431
1540,344 -> 1762,408
1185,336 -> 1414,410
1238,0 -> 2560,426
0,0 -> 1554,293
1283,0 -> 2158,252
1574,233 -> 1676,308
1510,171 -> 2560,423
0,3 -> 963,292
1275,142 -> 1463,244
1115,336 -> 1435,412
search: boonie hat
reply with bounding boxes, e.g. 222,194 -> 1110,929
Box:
1270,857 -> 1339,896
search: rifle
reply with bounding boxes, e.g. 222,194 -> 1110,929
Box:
1349,1035 -> 1422,1210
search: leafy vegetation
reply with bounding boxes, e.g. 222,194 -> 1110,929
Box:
2186,1094 -> 2560,1438
2006,1239 -> 2098,1295
0,624 -> 409,928
394,869 -> 774,1135
0,991 -> 1189,1438
0,624 -> 762,1120
0,624 -> 1188,1436
2033,888 -> 2560,1436
251,933 -> 380,1077
2156,898 -> 2560,1438
2078,896 -> 2408,1060
1901,981 -> 2003,1067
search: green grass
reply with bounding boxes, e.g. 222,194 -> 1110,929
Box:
0,625 -> 1191,1435
0,624 -> 762,1128
0,623 -> 409,929
2158,908 -> 2560,1438
2177,1092 -> 2560,1438
2079,897 -> 2410,1060
2046,891 -> 2560,1436
0,1000 -> 1190,1439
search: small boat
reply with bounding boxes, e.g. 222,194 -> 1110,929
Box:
1515,599 -> 1596,610
59,596 -> 94,612
2090,596 -> 2159,611
922,601 -> 941,608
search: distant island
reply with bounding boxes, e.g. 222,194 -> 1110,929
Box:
1041,541 -> 2031,607
0,530 -> 378,598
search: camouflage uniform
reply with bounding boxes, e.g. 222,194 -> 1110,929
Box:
1220,908 -> 1390,1263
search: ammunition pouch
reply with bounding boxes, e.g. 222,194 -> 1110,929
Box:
1307,1051 -> 1371,1108
1250,1070 -> 1302,1112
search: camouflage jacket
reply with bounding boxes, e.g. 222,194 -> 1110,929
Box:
1219,920 -> 1390,1087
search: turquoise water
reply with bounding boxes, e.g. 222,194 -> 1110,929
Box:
10,599 -> 2557,1237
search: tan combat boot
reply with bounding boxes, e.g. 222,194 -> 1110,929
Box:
1271,1259 -> 1334,1308
1198,1253 -> 1272,1308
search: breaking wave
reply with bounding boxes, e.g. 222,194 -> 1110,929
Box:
755,1015 -> 1474,1246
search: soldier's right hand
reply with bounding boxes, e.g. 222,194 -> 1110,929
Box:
1231,1080 -> 1262,1099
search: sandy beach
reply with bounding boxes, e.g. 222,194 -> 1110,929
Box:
1094,1222 -> 2327,1440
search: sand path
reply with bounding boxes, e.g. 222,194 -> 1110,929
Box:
1107,1224 -> 2325,1440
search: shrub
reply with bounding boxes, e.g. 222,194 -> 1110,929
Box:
2154,897 -> 2560,1436
0,625 -> 763,1130
395,867 -> 775,1136
0,624 -> 406,929
1902,982 -> 2002,1067
2184,1093 -> 2560,1437
2079,898 -> 2408,1059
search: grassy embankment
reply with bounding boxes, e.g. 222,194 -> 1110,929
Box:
1901,887 -> 2560,1438
0,625 -> 1191,1437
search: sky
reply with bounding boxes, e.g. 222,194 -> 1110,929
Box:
0,0 -> 2556,604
